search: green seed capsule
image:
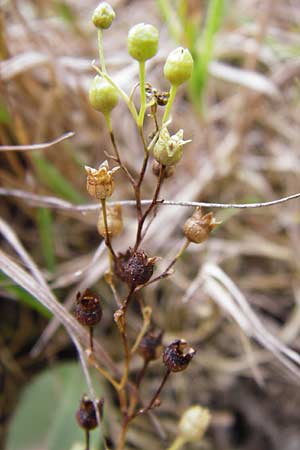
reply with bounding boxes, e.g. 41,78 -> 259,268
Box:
153,126 -> 191,166
92,2 -> 116,29
164,47 -> 194,86
127,23 -> 159,62
89,76 -> 119,114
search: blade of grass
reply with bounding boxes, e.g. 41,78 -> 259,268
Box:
191,0 -> 224,109
0,271 -> 51,317
37,207 -> 56,272
31,153 -> 85,203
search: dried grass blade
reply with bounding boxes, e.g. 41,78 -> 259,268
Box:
0,132 -> 75,151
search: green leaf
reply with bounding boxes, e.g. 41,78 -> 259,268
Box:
6,362 -> 103,450
32,153 -> 85,204
0,272 -> 51,317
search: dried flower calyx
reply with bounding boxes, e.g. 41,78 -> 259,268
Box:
153,126 -> 191,167
74,290 -> 102,327
138,330 -> 164,362
115,248 -> 156,287
76,395 -> 103,430
163,339 -> 195,372
97,204 -> 123,238
85,160 -> 119,200
183,207 -> 220,244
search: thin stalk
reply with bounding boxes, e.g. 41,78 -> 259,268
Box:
162,84 -> 177,123
87,352 -> 120,390
100,198 -> 116,259
166,436 -> 186,450
138,61 -> 146,128
136,369 -> 171,416
85,429 -> 90,450
97,29 -> 107,73
104,113 -> 136,186
137,239 -> 190,290
134,165 -> 166,251
89,327 -> 94,352
130,306 -> 152,354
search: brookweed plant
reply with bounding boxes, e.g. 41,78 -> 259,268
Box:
74,2 -> 214,449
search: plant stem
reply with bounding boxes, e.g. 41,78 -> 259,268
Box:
166,436 -> 186,450
97,29 -> 107,73
162,84 -> 177,123
137,239 -> 190,290
100,198 -> 116,259
85,429 -> 90,450
138,61 -> 146,128
89,327 -> 94,352
137,369 -> 171,415
104,113 -> 136,187
134,164 -> 165,251
130,306 -> 152,354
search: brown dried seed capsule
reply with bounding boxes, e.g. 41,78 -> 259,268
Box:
183,207 -> 220,244
115,248 -> 156,287
73,290 -> 102,327
156,91 -> 169,106
163,339 -> 195,372
152,160 -> 175,178
76,395 -> 102,430
138,330 -> 164,362
85,160 -> 119,200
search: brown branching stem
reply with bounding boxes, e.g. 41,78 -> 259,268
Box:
134,164 -> 166,251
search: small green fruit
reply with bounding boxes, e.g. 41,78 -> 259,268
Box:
127,23 -> 159,62
164,47 -> 194,86
92,2 -> 115,29
153,127 -> 191,166
89,76 -> 119,114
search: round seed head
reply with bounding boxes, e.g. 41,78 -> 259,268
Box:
89,76 -> 119,114
163,339 -> 195,372
127,23 -> 159,62
92,2 -> 116,29
115,248 -> 156,287
76,395 -> 102,430
73,290 -> 102,327
164,47 -> 194,86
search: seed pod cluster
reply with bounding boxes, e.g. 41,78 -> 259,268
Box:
183,207 -> 220,244
163,339 -> 195,372
115,248 -> 156,287
138,330 -> 164,362
73,290 -> 102,327
97,204 -> 123,238
76,395 -> 103,430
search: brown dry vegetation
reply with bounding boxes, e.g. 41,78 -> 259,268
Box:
1,0 -> 300,449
